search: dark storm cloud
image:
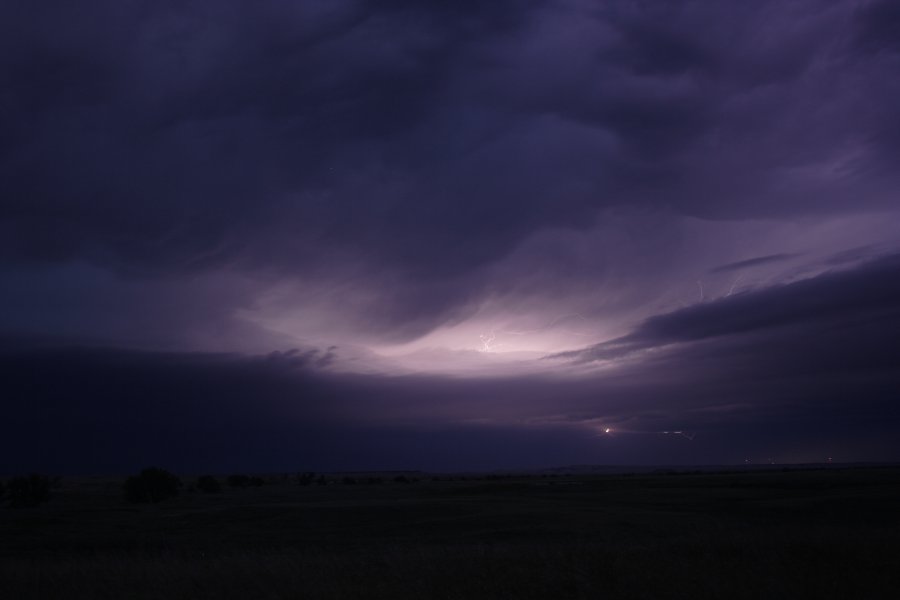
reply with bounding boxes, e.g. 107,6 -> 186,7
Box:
525,254 -> 900,462
0,0 -> 537,271
0,343 -> 627,473
0,1 -> 897,350
2,1 -> 900,471
0,345 -> 333,474
710,253 -> 798,274
267,346 -> 337,369
824,245 -> 884,266
554,253 -> 900,363
853,0 -> 900,55
2,1 -> 897,284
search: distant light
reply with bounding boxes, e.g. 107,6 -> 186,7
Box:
604,428 -> 611,434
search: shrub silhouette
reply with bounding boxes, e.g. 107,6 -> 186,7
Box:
196,475 -> 222,493
8,474 -> 51,508
227,474 -> 251,488
124,467 -> 182,503
296,472 -> 316,486
0,479 -> 5,499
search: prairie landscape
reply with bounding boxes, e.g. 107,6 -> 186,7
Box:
3,467 -> 899,599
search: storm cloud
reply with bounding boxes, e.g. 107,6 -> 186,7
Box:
554,253 -> 900,362
1,1 -> 899,470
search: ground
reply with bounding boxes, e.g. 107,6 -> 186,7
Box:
2,467 -> 899,599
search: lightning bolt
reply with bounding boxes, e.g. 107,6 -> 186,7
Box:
679,275 -> 743,307
479,329 -> 497,352
479,313 -> 595,351
726,276 -> 742,297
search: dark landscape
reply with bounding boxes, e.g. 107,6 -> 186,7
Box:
2,466 -> 899,599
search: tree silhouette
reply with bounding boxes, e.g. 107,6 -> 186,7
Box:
296,472 -> 316,486
196,475 -> 222,493
123,467 -> 182,504
227,474 -> 251,488
8,474 -> 51,508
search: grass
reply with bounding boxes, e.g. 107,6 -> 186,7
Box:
2,467 -> 899,598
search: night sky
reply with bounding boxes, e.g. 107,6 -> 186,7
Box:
3,0 -> 900,474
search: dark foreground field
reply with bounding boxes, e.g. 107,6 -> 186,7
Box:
2,467 -> 899,599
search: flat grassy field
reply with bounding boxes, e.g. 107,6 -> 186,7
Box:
2,467 -> 899,599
